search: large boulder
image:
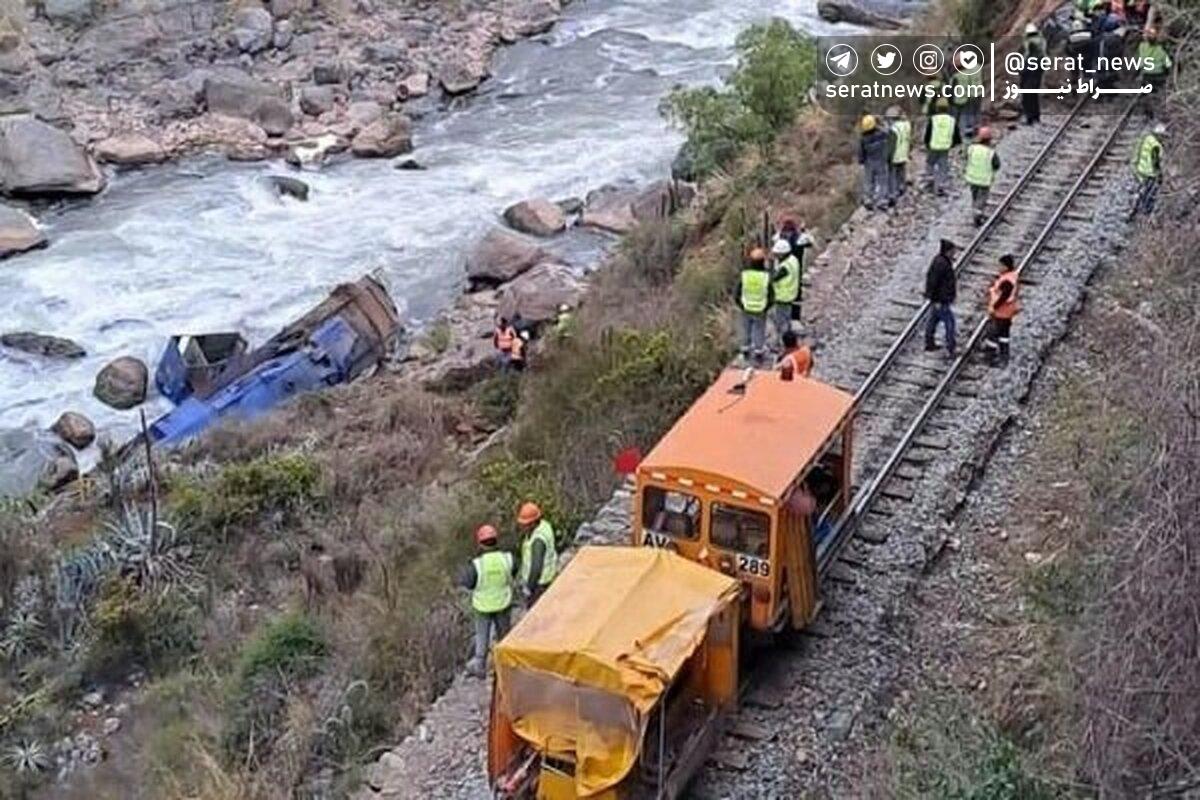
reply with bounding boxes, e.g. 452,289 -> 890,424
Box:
93,133 -> 166,166
232,6 -> 274,54
94,356 -> 148,410
465,228 -> 547,289
350,113 -> 412,158
816,0 -> 907,29
500,0 -> 561,41
51,411 -> 95,450
580,185 -> 638,234
0,332 -> 85,359
43,0 -> 95,26
0,205 -> 46,258
299,85 -> 335,116
398,71 -> 430,100
203,71 -> 293,135
348,100 -> 383,130
0,428 -> 79,497
439,58 -> 487,95
631,180 -> 696,223
496,263 -> 582,323
0,115 -> 105,196
503,198 -> 566,238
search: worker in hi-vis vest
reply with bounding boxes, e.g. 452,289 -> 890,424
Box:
517,502 -> 558,605
964,126 -> 1001,226
458,524 -> 518,677
886,105 -> 911,206
1130,123 -> 1166,221
736,246 -> 773,363
770,238 -> 801,347
984,254 -> 1021,368
924,97 -> 960,195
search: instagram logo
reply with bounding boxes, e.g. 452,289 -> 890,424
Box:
914,44 -> 943,76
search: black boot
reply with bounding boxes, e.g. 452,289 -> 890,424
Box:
924,340 -> 938,352
999,341 -> 1010,367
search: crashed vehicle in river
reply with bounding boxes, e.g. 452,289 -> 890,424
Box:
147,275 -> 401,447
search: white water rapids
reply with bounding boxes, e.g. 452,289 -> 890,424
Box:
0,0 -> 845,439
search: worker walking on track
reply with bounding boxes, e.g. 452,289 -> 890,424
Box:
964,127 -> 1001,226
950,52 -> 983,139
736,247 -> 772,363
859,114 -> 892,211
777,330 -> 813,379
1020,23 -> 1047,125
770,238 -> 801,345
1130,123 -> 1166,221
886,106 -> 911,206
984,255 -> 1021,368
459,524 -> 517,678
924,238 -> 960,358
517,502 -> 558,605
925,98 -> 960,195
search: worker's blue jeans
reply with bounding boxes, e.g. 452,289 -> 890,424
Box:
925,303 -> 957,355
470,608 -> 511,673
741,311 -> 767,359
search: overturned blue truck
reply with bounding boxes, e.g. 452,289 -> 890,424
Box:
147,276 -> 401,447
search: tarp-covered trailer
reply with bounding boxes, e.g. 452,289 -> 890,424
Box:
488,546 -> 740,799
633,368 -> 856,633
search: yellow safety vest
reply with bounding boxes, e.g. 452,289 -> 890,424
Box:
891,119 -> 911,164
929,114 -> 955,152
951,70 -> 982,106
520,520 -> 557,587
964,144 -> 996,188
472,551 -> 514,614
1137,41 -> 1170,76
740,269 -> 770,314
772,256 -> 800,304
1133,133 -> 1162,179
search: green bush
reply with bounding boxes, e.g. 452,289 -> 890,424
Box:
235,612 -> 327,685
84,579 -> 199,680
472,373 -> 521,429
172,453 -> 323,539
665,19 -> 817,177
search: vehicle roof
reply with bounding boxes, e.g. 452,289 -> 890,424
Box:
638,368 -> 854,499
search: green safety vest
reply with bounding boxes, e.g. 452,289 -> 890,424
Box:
520,520 -> 558,587
1138,41 -> 1171,76
929,114 -> 955,152
950,70 -> 982,106
740,269 -> 770,314
964,143 -> 996,187
891,119 -> 911,164
772,256 -> 800,304
472,551 -> 514,614
1133,133 -> 1162,179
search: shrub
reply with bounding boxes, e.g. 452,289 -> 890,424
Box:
84,579 -> 200,680
665,19 -> 817,177
472,373 -> 521,429
235,612 -> 327,685
172,453 -> 323,540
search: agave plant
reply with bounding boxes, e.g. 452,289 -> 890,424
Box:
0,609 -> 44,661
103,504 -> 198,597
3,739 -> 51,774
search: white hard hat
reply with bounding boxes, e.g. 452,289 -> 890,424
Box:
1025,22 -> 1039,34
1152,123 -> 1167,135
772,238 -> 792,256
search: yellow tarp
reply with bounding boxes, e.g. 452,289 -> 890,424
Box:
493,546 -> 739,797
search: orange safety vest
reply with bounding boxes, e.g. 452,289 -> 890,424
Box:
780,346 -> 813,377
988,271 -> 1021,320
495,325 -> 516,353
511,334 -> 526,363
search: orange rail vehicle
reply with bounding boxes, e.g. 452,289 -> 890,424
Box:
633,367 -> 856,632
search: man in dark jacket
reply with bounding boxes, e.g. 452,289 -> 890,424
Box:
924,238 -> 960,357
859,114 -> 892,210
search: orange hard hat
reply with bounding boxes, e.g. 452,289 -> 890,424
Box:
748,246 -> 767,262
516,502 -> 542,526
976,126 -> 993,142
475,524 -> 498,545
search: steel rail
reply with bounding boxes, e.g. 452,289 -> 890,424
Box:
848,96 -> 1089,411
818,98 -> 1136,575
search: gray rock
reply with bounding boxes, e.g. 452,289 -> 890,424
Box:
394,157 -> 425,171
52,411 -> 95,450
254,97 -> 293,136
264,174 -> 309,201
269,0 -> 310,18
232,6 -> 273,54
556,197 -> 584,216
94,356 -> 148,410
350,113 -> 412,158
398,71 -> 430,100
0,332 -> 85,359
500,0 -> 561,40
0,427 -> 79,497
465,228 -> 547,288
312,61 -> 347,86
273,20 -> 293,49
363,42 -> 404,64
93,133 -> 166,166
102,717 -> 121,736
204,71 -> 292,134
0,115 -> 105,196
581,185 -> 638,234
43,0 -> 95,26
439,59 -> 485,95
347,100 -> 382,130
73,15 -> 160,64
816,0 -> 908,29
0,204 -> 46,258
503,198 -> 566,238
496,263 -> 582,323
299,85 -> 334,116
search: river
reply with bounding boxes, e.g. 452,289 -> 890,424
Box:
0,0 -> 844,439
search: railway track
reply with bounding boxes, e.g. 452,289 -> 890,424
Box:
816,97 -> 1141,574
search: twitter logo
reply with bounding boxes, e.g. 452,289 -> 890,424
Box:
872,44 -> 902,76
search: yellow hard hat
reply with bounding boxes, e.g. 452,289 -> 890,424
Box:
860,114 -> 877,132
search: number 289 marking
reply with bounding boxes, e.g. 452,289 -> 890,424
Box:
737,555 -> 771,578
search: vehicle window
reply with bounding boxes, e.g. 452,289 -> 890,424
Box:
711,503 -> 770,559
641,486 -> 701,540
